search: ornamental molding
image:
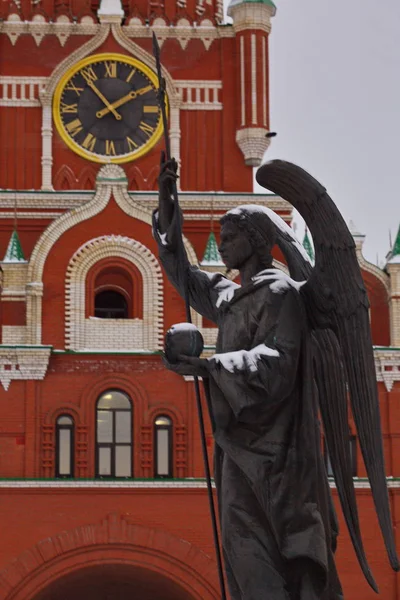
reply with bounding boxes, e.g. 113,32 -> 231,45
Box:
0,191 -> 291,214
0,18 -> 233,48
176,80 -> 222,110
227,3 -> 275,34
26,165 -> 198,345
0,346 -> 51,391
0,76 -> 47,107
0,15 -> 99,47
374,349 -> 400,392
65,235 -> 163,351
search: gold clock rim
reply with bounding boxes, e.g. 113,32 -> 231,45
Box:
53,52 -> 166,164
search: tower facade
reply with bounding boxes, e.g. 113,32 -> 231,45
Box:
0,1 -> 400,598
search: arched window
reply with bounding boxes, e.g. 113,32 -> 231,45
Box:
55,415 -> 74,478
94,289 -> 128,319
154,415 -> 173,478
324,433 -> 357,477
96,390 -> 132,478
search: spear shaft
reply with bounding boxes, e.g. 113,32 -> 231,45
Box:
152,32 -> 226,600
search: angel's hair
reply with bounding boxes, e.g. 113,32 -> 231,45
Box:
220,210 -> 276,270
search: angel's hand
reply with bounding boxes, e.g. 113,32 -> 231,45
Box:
163,354 -> 209,378
158,151 -> 178,233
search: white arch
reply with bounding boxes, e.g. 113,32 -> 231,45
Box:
26,164 -> 199,345
65,235 -> 163,351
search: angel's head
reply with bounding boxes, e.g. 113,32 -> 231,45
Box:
219,205 -> 276,271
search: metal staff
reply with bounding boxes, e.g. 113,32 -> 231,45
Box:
152,32 -> 227,600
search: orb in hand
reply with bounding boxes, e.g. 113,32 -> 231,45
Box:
164,323 -> 204,364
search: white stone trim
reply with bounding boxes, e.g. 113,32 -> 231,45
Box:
65,235 -> 163,351
175,80 -> 222,110
240,36 -> 245,126
0,346 -> 51,391
262,36 -> 267,127
0,212 -> 63,219
374,348 -> 400,392
236,127 -> 271,167
251,33 -> 257,125
0,478 -> 399,489
228,3 -> 275,34
0,17 -> 99,47
0,191 -> 290,214
0,77 -> 47,107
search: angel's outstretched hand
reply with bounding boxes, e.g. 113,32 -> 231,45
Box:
158,151 -> 178,233
163,354 -> 210,378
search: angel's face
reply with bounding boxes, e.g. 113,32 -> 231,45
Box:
218,221 -> 253,269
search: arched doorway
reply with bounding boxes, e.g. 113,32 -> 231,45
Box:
1,515 -> 220,600
32,563 -> 195,600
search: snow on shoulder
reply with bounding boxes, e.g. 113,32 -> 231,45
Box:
214,277 -> 240,308
227,204 -> 312,265
210,344 -> 280,373
252,269 -> 306,294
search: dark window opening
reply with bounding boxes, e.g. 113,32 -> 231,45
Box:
55,415 -> 74,478
154,415 -> 173,478
96,390 -> 132,478
94,290 -> 128,319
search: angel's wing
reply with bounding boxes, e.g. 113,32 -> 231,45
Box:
256,159 -> 399,586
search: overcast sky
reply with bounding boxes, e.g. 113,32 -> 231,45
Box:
246,0 -> 400,265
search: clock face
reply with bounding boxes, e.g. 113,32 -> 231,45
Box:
53,53 -> 165,164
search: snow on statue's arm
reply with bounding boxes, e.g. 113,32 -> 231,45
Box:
152,209 -> 225,324
207,289 -> 304,421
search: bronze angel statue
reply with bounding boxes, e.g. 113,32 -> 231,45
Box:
154,157 -> 399,599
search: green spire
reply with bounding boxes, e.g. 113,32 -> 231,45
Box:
201,231 -> 224,266
303,228 -> 315,264
3,229 -> 26,262
392,225 -> 400,258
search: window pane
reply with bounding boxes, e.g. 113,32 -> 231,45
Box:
115,446 -> 132,477
98,391 -> 131,409
57,416 -> 73,425
116,411 -> 131,443
97,410 -> 113,443
157,429 -> 170,476
98,447 -> 111,476
58,429 -> 71,475
155,416 -> 171,426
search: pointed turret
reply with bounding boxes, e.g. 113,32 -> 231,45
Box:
200,232 -> 224,266
388,224 -> 400,264
3,229 -> 26,263
302,228 -> 314,264
387,223 -> 400,346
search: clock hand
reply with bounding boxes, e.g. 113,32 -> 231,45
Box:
96,85 -> 153,119
87,80 -> 122,121
96,90 -> 137,119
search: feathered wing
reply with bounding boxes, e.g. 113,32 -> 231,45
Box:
256,159 -> 399,589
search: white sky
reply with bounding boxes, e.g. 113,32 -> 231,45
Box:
242,0 -> 400,265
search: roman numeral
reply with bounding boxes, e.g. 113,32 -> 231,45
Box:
143,106 -> 159,113
65,119 -> 83,137
139,121 -> 155,137
60,102 -> 78,114
105,140 -> 116,155
65,81 -> 83,95
126,136 -> 138,151
126,68 -> 136,83
80,66 -> 98,84
82,133 -> 97,152
104,62 -> 117,78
